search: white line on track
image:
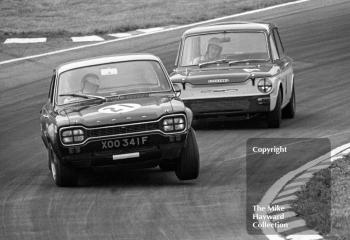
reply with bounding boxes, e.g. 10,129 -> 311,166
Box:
295,172 -> 314,180
277,188 -> 301,198
0,0 -> 311,66
276,219 -> 306,233
136,27 -> 164,33
331,155 -> 344,162
108,33 -> 133,38
286,231 -> 324,240
272,195 -> 297,205
339,148 -> 350,155
71,35 -> 105,42
307,164 -> 330,171
4,38 -> 47,44
270,211 -> 296,220
284,182 -> 306,189
271,204 -> 292,211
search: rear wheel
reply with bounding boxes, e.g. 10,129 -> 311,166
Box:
49,148 -> 78,187
282,85 -> 296,119
267,89 -> 282,128
175,128 -> 200,180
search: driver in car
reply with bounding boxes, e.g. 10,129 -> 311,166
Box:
81,73 -> 100,94
192,37 -> 223,64
62,73 -> 101,104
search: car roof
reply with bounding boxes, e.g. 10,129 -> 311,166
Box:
57,53 -> 161,75
182,21 -> 275,36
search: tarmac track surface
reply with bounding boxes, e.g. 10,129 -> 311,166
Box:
0,1 -> 350,239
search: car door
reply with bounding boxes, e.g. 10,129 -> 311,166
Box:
40,71 -> 56,147
272,28 -> 293,106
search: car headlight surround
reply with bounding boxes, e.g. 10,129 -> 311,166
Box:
257,78 -> 273,94
61,128 -> 85,144
161,116 -> 186,132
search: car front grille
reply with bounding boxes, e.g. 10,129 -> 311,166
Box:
86,122 -> 160,138
185,98 -> 249,113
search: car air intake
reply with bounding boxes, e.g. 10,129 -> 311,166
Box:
86,122 -> 160,138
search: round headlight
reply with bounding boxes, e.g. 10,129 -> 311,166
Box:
257,78 -> 273,94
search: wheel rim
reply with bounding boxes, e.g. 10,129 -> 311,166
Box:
51,157 -> 57,182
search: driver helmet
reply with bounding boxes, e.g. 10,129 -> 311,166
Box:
207,37 -> 223,52
81,73 -> 100,92
81,73 -> 99,87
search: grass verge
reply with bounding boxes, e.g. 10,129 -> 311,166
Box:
291,156 -> 350,240
0,0 -> 297,38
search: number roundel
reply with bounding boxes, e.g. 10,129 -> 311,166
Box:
98,104 -> 141,114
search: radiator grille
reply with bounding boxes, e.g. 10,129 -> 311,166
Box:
86,122 -> 160,138
186,99 -> 249,113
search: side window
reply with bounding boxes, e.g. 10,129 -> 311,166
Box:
48,73 -> 56,103
175,41 -> 182,67
273,29 -> 285,58
269,34 -> 279,60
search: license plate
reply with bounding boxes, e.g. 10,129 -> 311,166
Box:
101,136 -> 149,150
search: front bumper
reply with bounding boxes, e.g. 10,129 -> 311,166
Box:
183,95 -> 270,118
56,133 -> 187,168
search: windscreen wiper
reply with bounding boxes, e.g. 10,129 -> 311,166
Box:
198,59 -> 230,68
107,90 -> 172,101
59,93 -> 107,101
228,59 -> 268,66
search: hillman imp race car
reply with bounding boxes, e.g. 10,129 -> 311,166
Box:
170,22 -> 296,128
40,54 -> 199,187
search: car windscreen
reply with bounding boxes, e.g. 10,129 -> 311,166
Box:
180,32 -> 269,66
57,60 -> 171,105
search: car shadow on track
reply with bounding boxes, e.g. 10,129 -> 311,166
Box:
192,117 -> 268,131
73,168 -> 196,188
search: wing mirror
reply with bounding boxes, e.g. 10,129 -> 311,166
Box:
274,59 -> 281,64
274,59 -> 289,68
274,59 -> 285,66
173,84 -> 181,97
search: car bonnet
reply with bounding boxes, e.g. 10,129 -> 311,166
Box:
59,95 -> 175,127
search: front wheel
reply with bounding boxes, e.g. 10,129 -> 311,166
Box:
175,128 -> 200,180
49,148 -> 78,187
282,85 -> 296,119
267,89 -> 282,128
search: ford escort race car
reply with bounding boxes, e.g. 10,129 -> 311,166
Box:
170,22 -> 296,128
40,54 -> 199,187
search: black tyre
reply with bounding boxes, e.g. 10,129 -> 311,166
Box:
159,162 -> 176,171
49,148 -> 78,187
191,119 -> 201,129
282,85 -> 296,119
267,89 -> 282,128
175,128 -> 200,180
192,119 -> 209,130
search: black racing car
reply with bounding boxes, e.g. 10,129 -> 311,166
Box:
40,54 -> 199,187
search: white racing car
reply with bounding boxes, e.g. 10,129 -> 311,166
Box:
170,22 -> 295,128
